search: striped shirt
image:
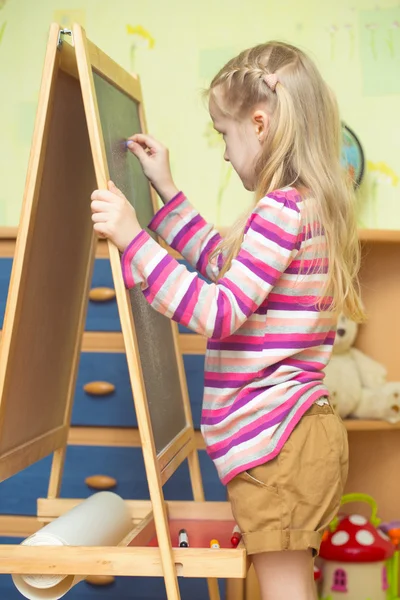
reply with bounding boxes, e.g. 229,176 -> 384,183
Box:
121,187 -> 337,484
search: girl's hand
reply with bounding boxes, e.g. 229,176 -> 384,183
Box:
91,181 -> 142,252
127,134 -> 179,203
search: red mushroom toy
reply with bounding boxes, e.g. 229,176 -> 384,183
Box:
313,565 -> 322,596
320,495 -> 395,600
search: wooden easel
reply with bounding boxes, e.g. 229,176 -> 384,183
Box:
0,24 -> 248,600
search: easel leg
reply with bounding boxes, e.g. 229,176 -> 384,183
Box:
187,444 -> 206,502
226,578 -> 246,600
47,235 -> 97,501
47,447 -> 66,498
187,447 -> 221,600
207,577 -> 222,600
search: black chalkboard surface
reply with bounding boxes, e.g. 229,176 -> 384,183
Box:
93,72 -> 187,455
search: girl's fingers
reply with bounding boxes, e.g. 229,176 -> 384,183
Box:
126,140 -> 149,162
91,199 -> 112,213
91,190 -> 119,203
128,132 -> 159,146
91,212 -> 109,223
93,222 -> 109,236
108,181 -> 125,198
128,133 -> 163,151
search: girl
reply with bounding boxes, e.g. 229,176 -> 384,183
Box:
91,41 -> 364,600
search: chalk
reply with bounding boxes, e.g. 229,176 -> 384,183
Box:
231,525 -> 242,547
179,529 -> 189,547
210,539 -> 220,549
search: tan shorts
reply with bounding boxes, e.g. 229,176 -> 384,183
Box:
226,402 -> 349,555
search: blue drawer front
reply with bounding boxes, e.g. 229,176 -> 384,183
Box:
85,258 -> 208,333
0,257 -> 210,334
59,446 -> 225,503
0,258 -> 12,328
72,352 -> 137,427
85,259 -> 120,331
0,447 -> 225,515
0,258 -> 121,333
0,455 -> 51,515
0,539 -> 225,599
72,353 -> 204,430
0,539 -> 22,600
177,324 -> 192,333
166,449 -> 225,501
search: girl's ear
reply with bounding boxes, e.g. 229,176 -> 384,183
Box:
252,110 -> 269,142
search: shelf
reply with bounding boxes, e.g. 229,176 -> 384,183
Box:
66,422 -> 399,449
0,330 -> 205,355
0,227 -> 18,239
68,426 -> 206,448
0,515 -> 40,538
359,229 -> 400,243
82,331 -> 206,354
1,226 -> 399,248
81,331 -> 125,352
344,419 -> 400,431
179,333 -> 207,354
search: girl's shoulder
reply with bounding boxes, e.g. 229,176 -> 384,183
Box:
245,187 -> 303,237
255,186 -> 303,215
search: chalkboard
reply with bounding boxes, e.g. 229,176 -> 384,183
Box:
0,30 -> 225,600
0,40 -> 97,480
93,72 -> 187,455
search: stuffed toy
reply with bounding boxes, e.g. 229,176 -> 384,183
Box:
351,382 -> 400,423
324,314 -> 400,422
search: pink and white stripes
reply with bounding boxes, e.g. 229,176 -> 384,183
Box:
121,188 -> 337,484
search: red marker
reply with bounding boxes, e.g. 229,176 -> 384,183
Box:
231,525 -> 241,547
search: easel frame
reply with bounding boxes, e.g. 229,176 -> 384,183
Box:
0,23 -> 248,600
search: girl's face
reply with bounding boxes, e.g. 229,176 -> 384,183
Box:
209,91 -> 269,191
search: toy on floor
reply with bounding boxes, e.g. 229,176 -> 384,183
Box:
314,565 -> 322,596
324,314 -> 400,422
379,521 -> 400,548
319,493 -> 397,600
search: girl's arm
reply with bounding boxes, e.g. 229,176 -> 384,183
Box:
126,134 -> 223,281
148,191 -> 224,282
121,192 -> 302,339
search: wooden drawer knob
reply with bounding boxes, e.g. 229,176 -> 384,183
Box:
89,287 -> 116,302
86,575 -> 115,586
83,381 -> 115,396
85,475 -> 117,490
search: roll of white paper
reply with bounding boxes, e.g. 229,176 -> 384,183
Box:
12,492 -> 132,600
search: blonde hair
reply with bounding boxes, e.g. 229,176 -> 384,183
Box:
208,41 -> 365,322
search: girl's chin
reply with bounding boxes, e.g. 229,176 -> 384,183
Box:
241,179 -> 255,192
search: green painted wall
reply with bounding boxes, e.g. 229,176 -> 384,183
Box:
0,0 -> 399,228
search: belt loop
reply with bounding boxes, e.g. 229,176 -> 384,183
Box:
283,529 -> 290,550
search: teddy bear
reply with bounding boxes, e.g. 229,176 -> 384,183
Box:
351,382 -> 400,423
324,314 -> 400,422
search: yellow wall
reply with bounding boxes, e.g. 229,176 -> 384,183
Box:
0,0 -> 399,228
